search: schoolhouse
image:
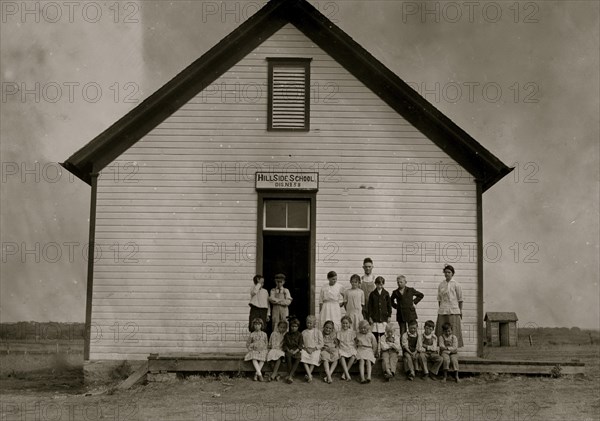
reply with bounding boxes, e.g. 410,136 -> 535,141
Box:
62,0 -> 512,364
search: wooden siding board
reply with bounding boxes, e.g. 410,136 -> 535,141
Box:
92,25 -> 479,359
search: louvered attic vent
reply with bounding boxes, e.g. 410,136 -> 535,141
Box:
267,58 -> 311,131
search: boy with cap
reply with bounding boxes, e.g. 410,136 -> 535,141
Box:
269,273 -> 293,331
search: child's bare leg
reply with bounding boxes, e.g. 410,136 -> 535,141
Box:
329,360 -> 338,381
290,358 -> 300,377
271,359 -> 281,380
348,356 -> 356,369
322,361 -> 331,381
259,361 -> 266,380
366,360 -> 372,381
303,363 -> 310,375
304,363 -> 314,381
340,358 -> 349,379
359,359 -> 365,382
285,355 -> 293,379
287,355 -> 300,382
308,363 -> 315,381
251,359 -> 262,374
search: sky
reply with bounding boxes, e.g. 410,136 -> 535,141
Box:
1,0 -> 598,329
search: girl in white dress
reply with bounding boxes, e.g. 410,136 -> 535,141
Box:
337,315 -> 357,381
343,274 -> 365,331
244,318 -> 268,381
266,320 -> 287,381
300,315 -> 323,382
355,319 -> 377,384
320,320 -> 340,384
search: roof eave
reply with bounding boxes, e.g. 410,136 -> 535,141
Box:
60,161 -> 91,185
482,166 -> 514,192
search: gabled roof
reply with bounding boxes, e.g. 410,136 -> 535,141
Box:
485,312 -> 518,322
62,0 -> 512,191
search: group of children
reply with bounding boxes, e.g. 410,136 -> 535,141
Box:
245,270 -> 460,383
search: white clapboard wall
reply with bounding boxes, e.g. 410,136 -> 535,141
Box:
92,24 -> 478,360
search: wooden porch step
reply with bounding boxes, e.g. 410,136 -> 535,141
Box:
146,352 -> 585,375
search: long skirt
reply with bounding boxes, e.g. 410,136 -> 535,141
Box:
320,301 -> 341,331
435,314 -> 464,347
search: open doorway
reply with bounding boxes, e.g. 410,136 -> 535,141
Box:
499,322 -> 510,346
257,195 -> 316,331
263,234 -> 310,329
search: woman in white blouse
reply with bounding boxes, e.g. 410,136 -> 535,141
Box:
435,265 -> 463,347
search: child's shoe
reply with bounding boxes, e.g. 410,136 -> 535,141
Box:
454,372 -> 460,383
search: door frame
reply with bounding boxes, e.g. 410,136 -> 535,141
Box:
256,191 -> 317,316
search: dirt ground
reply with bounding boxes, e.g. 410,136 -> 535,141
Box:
1,344 -> 599,421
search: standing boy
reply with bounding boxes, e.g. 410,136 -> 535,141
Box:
391,275 -> 424,336
269,273 -> 292,331
248,274 -> 270,332
367,276 -> 392,344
